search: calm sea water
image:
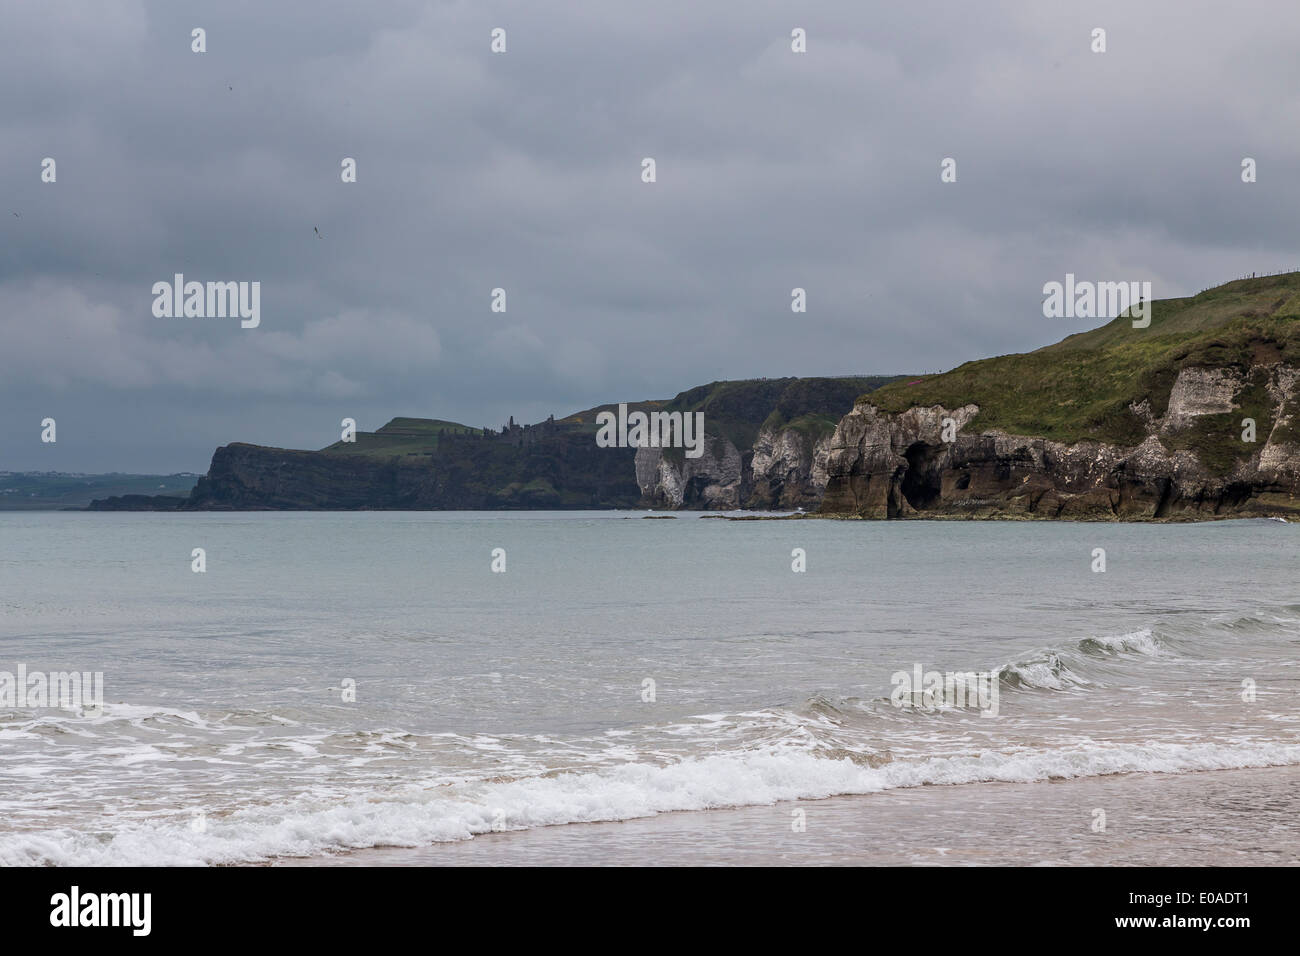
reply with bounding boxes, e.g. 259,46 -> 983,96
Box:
1,512 -> 1297,865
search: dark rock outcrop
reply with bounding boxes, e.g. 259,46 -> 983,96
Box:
635,376 -> 899,509
86,494 -> 188,511
175,433 -> 642,510
820,365 -> 1300,519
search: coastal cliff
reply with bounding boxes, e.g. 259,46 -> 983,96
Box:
634,421 -> 833,510
91,378 -> 896,511
88,274 -> 1300,518
633,377 -> 890,509
176,425 -> 643,511
820,274 -> 1300,519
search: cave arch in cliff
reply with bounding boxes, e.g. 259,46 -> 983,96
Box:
900,442 -> 943,511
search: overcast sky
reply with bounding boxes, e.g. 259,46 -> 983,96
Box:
3,0 -> 1298,472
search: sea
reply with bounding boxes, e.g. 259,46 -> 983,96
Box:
1,511 -> 1297,866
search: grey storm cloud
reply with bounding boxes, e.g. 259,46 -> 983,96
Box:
2,0 -> 1299,471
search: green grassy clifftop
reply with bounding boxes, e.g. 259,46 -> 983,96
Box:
862,273 -> 1300,468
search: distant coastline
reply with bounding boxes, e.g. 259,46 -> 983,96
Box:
0,473 -> 199,512
37,273 -> 1300,522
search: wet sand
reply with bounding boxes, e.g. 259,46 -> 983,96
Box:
274,764 -> 1300,866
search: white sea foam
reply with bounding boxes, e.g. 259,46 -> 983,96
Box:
4,738 -> 1299,866
1086,627 -> 1162,655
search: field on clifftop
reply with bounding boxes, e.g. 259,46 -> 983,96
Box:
861,272 -> 1300,472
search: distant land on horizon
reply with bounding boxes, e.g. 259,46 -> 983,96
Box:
0,472 -> 201,511
71,270 -> 1300,520
87,376 -> 904,512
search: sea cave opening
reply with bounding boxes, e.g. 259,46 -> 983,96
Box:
900,442 -> 944,511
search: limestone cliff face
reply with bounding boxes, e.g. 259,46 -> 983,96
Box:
749,424 -> 834,509
635,422 -> 838,510
820,365 -> 1300,519
635,433 -> 747,509
632,375 -> 896,509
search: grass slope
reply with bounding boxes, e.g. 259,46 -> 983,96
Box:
319,418 -> 481,459
863,273 -> 1300,470
659,376 -> 907,455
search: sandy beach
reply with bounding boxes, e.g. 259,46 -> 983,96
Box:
277,764 -> 1300,866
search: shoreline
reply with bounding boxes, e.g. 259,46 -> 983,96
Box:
271,763 -> 1300,867
4,506 -> 1293,522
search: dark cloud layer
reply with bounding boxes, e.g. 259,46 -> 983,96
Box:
3,0 -> 1298,471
